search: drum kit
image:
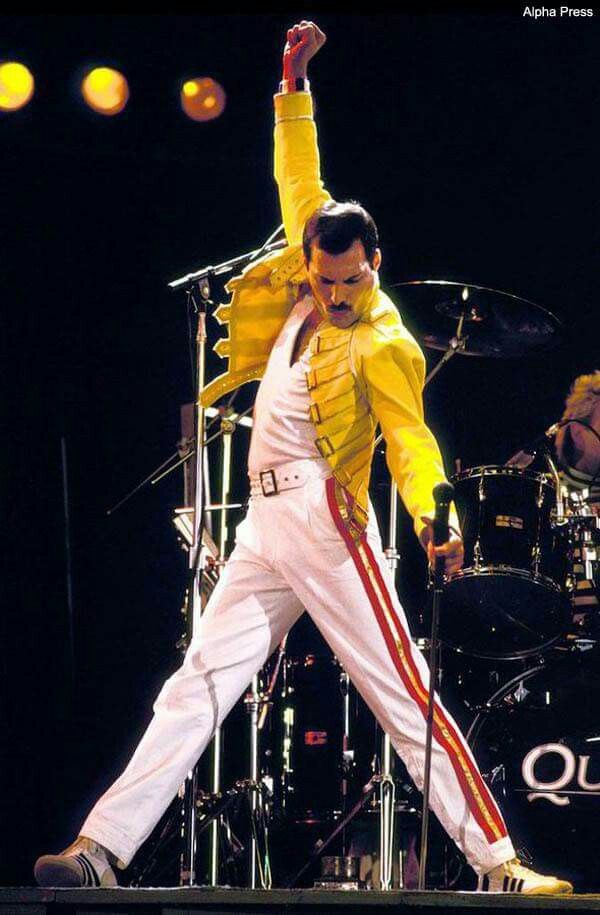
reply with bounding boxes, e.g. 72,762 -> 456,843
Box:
129,270 -> 598,891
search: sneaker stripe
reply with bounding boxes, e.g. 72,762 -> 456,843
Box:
482,875 -> 490,892
84,854 -> 101,887
503,875 -> 509,892
518,878 -> 524,893
74,854 -> 93,886
73,855 -> 90,886
86,855 -> 101,888
74,853 -> 99,887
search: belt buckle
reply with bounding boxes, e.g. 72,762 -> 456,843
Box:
259,469 -> 278,497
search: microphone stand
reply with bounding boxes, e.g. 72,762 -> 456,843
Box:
168,229 -> 287,290
179,280 -> 208,886
418,482 -> 454,891
379,482 -> 399,890
171,229 -> 285,887
379,364 -> 455,890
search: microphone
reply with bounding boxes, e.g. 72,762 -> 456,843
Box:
544,421 -> 563,439
506,421 -> 564,466
432,481 -> 455,547
524,422 -> 563,454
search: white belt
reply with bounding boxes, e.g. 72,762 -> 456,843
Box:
249,458 -> 331,497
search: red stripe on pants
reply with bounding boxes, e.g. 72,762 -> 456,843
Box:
325,478 -> 507,845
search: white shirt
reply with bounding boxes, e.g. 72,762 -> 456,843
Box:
248,296 -> 325,474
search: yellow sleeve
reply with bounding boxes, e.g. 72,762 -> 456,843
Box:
356,326 -> 460,541
274,91 -> 332,246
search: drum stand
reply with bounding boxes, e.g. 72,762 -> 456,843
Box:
242,637 -> 290,889
288,776 -> 384,888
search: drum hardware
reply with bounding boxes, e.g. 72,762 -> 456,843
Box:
103,409 -> 242,521
286,774 -> 386,888
273,647 -> 419,889
391,280 -> 564,359
150,406 -> 254,489
536,475 -> 544,510
544,450 -> 566,525
478,470 -> 486,502
313,855 -> 364,890
372,278 -> 552,449
379,474 -> 401,890
244,637 -> 290,888
188,779 -> 273,887
141,647 -> 282,890
244,679 -> 273,889
258,637 -> 288,732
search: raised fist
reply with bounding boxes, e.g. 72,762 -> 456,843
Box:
283,21 -> 327,80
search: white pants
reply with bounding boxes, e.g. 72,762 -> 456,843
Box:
82,472 -> 514,875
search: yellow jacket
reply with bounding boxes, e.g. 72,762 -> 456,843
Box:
201,91 -> 455,541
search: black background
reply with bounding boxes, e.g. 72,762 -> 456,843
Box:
2,9 -> 599,886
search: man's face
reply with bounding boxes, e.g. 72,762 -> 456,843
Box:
305,238 -> 382,329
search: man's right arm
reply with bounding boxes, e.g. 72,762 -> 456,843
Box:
274,21 -> 331,246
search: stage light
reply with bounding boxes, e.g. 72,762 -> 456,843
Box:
81,67 -> 129,116
0,62 -> 34,111
180,77 -> 225,122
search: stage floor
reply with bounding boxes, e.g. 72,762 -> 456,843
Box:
3,888 -> 600,915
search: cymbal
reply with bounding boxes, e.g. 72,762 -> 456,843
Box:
391,280 -> 564,358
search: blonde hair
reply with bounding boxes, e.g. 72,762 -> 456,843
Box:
562,370 -> 600,422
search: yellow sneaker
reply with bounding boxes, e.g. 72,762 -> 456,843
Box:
34,836 -> 117,887
478,858 -> 573,895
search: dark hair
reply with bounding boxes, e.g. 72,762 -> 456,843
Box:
302,200 -> 379,266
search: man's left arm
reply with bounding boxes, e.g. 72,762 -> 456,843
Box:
358,327 -> 464,574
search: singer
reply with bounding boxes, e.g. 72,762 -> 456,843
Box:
35,21 -> 571,894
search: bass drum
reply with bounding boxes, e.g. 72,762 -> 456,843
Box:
274,653 -> 379,824
466,644 -> 600,891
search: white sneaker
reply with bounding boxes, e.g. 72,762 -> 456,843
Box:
34,836 -> 117,887
478,858 -> 573,895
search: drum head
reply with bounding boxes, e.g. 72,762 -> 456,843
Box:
467,645 -> 600,891
441,570 -> 571,659
441,465 -> 570,658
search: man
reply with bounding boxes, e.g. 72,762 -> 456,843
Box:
555,370 -> 600,508
35,22 -> 572,895
507,370 -> 599,613
556,371 -> 600,616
